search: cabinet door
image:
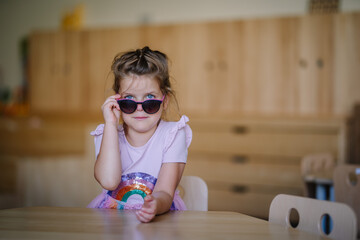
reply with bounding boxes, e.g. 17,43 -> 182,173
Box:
333,12 -> 360,115
175,22 -> 237,113
83,28 -> 142,114
296,15 -> 335,115
29,31 -> 83,113
237,18 -> 299,115
30,32 -> 59,111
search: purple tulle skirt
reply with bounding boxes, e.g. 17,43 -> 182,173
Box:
87,172 -> 186,210
87,189 -> 186,210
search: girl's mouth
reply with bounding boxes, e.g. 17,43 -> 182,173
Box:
134,117 -> 148,120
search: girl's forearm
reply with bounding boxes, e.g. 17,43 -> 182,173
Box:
94,123 -> 122,190
152,191 -> 174,215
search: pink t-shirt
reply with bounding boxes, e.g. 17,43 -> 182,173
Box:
87,115 -> 192,210
91,115 -> 192,177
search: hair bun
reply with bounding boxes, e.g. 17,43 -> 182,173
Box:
142,46 -> 150,52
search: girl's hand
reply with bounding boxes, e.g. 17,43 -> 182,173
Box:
101,94 -> 121,124
136,195 -> 157,223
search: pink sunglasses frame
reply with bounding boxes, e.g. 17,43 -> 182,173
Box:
116,95 -> 166,114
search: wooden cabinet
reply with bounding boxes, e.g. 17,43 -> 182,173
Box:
29,31 -> 84,113
184,116 -> 344,219
28,13 -> 360,116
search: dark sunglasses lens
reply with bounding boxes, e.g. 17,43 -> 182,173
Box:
143,100 -> 162,114
118,100 -> 137,114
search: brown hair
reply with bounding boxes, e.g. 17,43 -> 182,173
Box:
111,46 -> 179,119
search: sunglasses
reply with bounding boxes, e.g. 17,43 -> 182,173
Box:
116,95 -> 165,114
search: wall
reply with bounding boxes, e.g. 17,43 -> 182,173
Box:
0,0 -> 360,92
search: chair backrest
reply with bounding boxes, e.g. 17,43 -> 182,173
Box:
333,164 -> 360,236
269,194 -> 357,240
301,153 -> 335,198
301,153 -> 335,179
178,176 -> 208,211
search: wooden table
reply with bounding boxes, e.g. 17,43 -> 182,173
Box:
0,207 -> 329,240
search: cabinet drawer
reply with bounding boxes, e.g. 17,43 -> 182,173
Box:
188,118 -> 341,158
191,131 -> 338,158
0,118 -> 85,156
208,190 -> 287,220
185,153 -> 303,188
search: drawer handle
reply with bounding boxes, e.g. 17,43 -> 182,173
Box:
231,185 -> 248,194
232,126 -> 248,134
232,155 -> 248,164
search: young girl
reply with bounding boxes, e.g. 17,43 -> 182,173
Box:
87,46 -> 192,223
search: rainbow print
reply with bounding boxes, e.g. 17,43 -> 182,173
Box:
98,172 -> 156,210
96,172 -> 177,210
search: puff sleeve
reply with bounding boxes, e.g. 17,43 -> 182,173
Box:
90,124 -> 124,160
163,115 -> 192,163
90,124 -> 105,160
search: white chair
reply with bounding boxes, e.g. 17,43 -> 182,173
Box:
178,176 -> 208,211
333,164 -> 360,237
269,194 -> 357,240
301,153 -> 335,198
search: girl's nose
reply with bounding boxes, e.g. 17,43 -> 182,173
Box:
136,103 -> 143,112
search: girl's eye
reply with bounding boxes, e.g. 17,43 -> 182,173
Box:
124,95 -> 134,100
146,94 -> 155,99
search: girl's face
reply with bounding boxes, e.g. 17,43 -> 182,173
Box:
119,75 -> 166,135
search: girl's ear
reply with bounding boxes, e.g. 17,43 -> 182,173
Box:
163,94 -> 169,110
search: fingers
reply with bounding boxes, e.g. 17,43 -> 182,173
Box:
136,195 -> 157,223
101,94 -> 121,123
102,94 -> 121,111
144,194 -> 154,203
136,209 -> 155,223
